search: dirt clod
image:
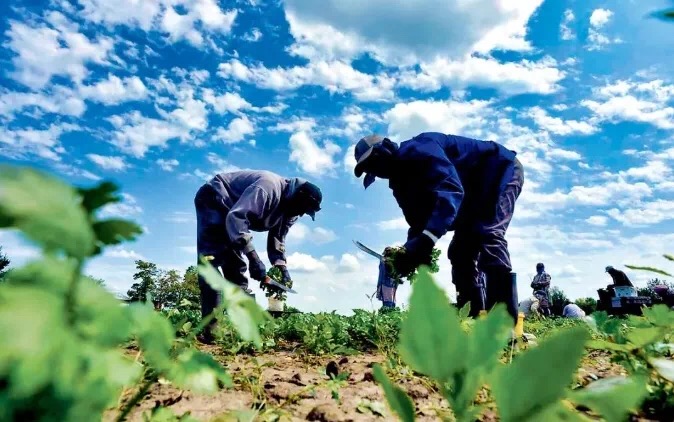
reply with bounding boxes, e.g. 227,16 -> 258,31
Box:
326,361 -> 340,379
290,373 -> 306,386
338,357 -> 349,365
407,385 -> 429,399
362,372 -> 375,382
306,403 -> 344,421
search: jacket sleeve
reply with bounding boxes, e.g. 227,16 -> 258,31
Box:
404,140 -> 464,241
225,185 -> 270,254
267,216 -> 298,266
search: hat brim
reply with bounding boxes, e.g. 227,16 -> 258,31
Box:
353,146 -> 374,177
363,173 -> 376,189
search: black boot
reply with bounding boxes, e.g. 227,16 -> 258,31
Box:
484,268 -> 518,324
452,268 -> 486,318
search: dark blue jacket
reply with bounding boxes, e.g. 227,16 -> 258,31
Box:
388,132 -> 517,240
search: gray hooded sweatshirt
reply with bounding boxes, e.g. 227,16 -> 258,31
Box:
207,170 -> 307,265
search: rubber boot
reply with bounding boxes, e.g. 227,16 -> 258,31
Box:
453,268 -> 486,318
484,269 -> 519,324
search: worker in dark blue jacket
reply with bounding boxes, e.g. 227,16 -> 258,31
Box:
353,132 -> 524,322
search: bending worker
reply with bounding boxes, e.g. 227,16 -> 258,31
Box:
194,170 -> 322,343
353,132 -> 524,322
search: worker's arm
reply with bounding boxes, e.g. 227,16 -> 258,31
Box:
400,139 -> 464,242
267,216 -> 299,266
225,185 -> 270,254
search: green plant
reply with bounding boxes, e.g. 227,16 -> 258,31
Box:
262,266 -> 293,301
373,266 -> 651,421
0,164 -> 268,421
0,245 -> 10,280
384,246 -> 441,283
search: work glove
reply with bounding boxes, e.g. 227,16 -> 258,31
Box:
394,234 -> 435,275
246,250 -> 267,282
276,264 -> 292,284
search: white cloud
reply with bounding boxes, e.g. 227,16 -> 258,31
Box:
560,9 -> 575,40
78,0 -> 237,48
377,217 -> 407,231
214,116 -> 255,144
587,9 -> 621,51
336,253 -> 360,273
526,106 -> 598,136
589,9 -> 613,28
287,223 -> 337,244
203,89 -> 251,114
581,79 -> 674,129
106,248 -> 145,260
585,215 -> 608,227
99,193 -> 142,218
0,123 -> 78,161
243,28 -> 262,42
288,131 -> 341,177
620,160 -> 671,183
107,111 -> 190,157
0,89 -> 85,119
607,200 -> 674,227
5,18 -> 114,89
165,211 -> 195,223
397,56 -> 565,96
270,117 -> 317,133
79,74 -> 148,105
286,252 -> 329,272
157,158 -> 179,171
283,0 -> 544,65
86,153 -> 128,171
383,98 -> 492,141
218,59 -> 396,102
205,152 -> 241,174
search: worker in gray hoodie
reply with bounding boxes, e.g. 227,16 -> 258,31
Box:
194,170 -> 323,343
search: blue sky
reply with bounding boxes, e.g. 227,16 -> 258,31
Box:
2,0 -> 674,314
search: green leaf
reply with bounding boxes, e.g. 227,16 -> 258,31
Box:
624,265 -> 672,277
570,376 -> 648,422
650,358 -> 674,382
77,181 -> 121,213
167,348 -> 232,393
373,364 -> 415,422
585,339 -> 631,353
198,259 -> 270,348
92,219 -> 143,246
0,165 -> 96,257
663,253 -> 674,262
398,268 -> 467,382
625,327 -> 665,348
469,303 -> 512,369
128,303 -> 175,370
492,326 -> 590,422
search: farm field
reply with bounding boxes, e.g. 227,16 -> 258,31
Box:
2,164 -> 674,422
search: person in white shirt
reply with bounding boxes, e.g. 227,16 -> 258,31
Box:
562,302 -> 586,318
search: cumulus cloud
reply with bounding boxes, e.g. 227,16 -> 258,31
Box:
288,131 -> 341,177
560,9 -> 575,40
214,116 -> 255,144
78,0 -> 237,48
283,0 -> 544,64
0,123 -> 78,161
86,153 -> 128,171
5,16 -> 114,89
377,217 -> 407,231
587,9 -> 621,51
286,252 -> 329,272
581,79 -> 674,129
218,59 -> 397,102
0,89 -> 86,119
336,253 -> 360,273
157,158 -> 180,171
397,56 -> 565,96
525,106 -> 598,136
79,74 -> 148,105
99,193 -> 142,218
287,223 -> 338,244
107,111 -> 190,157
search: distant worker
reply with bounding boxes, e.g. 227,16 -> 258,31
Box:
352,132 -> 524,322
530,263 -> 551,316
562,301 -> 586,319
605,266 -> 634,287
194,170 -> 323,343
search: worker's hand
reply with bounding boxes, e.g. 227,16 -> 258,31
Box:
246,250 -> 267,282
275,264 -> 292,284
402,234 -> 435,267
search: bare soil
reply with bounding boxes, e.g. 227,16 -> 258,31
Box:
104,344 -> 632,422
